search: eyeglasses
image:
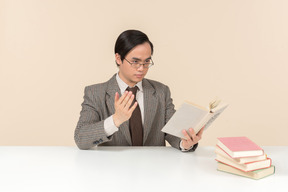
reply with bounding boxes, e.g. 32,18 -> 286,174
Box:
124,58 -> 154,69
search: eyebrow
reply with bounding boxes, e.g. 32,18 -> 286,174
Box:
131,57 -> 152,61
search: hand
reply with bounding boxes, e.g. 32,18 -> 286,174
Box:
113,91 -> 138,127
181,127 -> 204,150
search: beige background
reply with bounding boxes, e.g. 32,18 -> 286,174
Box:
1,0 -> 287,146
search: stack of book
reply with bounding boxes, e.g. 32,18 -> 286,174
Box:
215,136 -> 275,180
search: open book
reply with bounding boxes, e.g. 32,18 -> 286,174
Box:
161,99 -> 228,139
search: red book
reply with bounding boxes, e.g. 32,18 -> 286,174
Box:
217,137 -> 264,158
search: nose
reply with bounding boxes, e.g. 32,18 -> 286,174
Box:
137,64 -> 145,71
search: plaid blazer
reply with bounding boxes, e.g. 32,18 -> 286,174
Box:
75,74 -> 183,150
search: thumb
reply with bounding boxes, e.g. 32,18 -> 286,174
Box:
115,92 -> 119,102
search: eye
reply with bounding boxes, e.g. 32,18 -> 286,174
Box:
131,60 -> 139,64
145,59 -> 152,64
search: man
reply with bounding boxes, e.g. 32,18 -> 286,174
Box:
74,30 -> 204,151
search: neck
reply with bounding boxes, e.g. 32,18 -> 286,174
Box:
118,72 -> 137,87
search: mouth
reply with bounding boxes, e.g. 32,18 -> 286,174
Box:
135,74 -> 144,78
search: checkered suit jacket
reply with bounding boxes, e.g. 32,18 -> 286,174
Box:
74,74 -> 197,151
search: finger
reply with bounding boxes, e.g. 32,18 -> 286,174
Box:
117,91 -> 128,105
189,128 -> 197,141
182,129 -> 192,142
124,94 -> 135,110
181,138 -> 188,147
121,91 -> 133,107
128,101 -> 138,114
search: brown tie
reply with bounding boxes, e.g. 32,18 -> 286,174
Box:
126,86 -> 143,146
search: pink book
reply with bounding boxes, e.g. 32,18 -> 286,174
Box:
217,137 -> 264,158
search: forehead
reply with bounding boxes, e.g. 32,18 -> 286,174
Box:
126,42 -> 152,59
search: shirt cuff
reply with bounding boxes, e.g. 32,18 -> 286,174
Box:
180,140 -> 196,152
104,115 -> 119,137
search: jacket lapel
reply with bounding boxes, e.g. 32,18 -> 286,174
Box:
106,74 -> 132,145
142,79 -> 158,144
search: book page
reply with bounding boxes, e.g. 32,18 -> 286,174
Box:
203,104 -> 229,131
161,102 -> 209,139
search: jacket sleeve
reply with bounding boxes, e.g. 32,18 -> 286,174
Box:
163,86 -> 198,152
74,86 -> 112,150
163,85 -> 181,149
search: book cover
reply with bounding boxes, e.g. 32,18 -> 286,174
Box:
217,137 -> 264,158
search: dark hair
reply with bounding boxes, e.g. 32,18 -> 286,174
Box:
114,30 -> 154,66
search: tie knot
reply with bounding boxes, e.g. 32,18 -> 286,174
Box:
126,86 -> 138,95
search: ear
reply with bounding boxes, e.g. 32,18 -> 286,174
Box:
115,53 -> 122,65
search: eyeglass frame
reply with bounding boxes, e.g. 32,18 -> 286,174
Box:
124,58 -> 154,69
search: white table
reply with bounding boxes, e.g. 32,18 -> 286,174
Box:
0,146 -> 287,192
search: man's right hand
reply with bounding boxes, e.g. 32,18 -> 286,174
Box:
113,91 -> 137,127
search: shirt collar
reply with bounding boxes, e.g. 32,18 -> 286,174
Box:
116,73 -> 143,94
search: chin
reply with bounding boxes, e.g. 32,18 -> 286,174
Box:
134,77 -> 144,82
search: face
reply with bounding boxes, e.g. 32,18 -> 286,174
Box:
115,42 -> 152,87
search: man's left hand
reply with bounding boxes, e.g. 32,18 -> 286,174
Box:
181,127 -> 204,150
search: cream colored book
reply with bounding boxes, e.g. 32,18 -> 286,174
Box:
161,99 -> 228,139
215,152 -> 272,172
217,162 -> 275,180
